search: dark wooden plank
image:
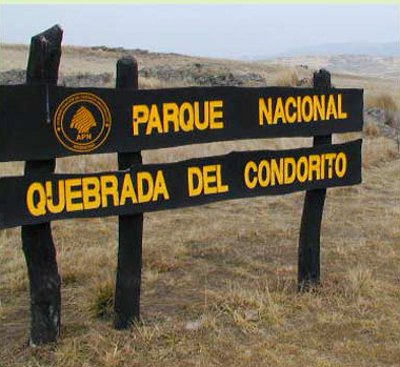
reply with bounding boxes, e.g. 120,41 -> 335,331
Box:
21,25 -> 63,345
298,69 -> 332,291
0,84 -> 364,162
114,56 -> 144,329
0,140 -> 362,229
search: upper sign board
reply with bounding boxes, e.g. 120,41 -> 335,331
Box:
0,84 -> 363,162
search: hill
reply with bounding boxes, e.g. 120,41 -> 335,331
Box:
270,41 -> 400,58
0,43 -> 399,367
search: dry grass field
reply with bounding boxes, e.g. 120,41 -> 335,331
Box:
0,44 -> 399,367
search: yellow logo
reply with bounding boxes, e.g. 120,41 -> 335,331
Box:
54,93 -> 112,153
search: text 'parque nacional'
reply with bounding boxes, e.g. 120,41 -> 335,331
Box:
0,85 -> 363,161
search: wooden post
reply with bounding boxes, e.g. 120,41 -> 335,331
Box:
298,69 -> 332,291
114,56 -> 144,329
21,25 -> 63,345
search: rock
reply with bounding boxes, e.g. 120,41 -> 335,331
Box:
365,107 -> 386,123
364,107 -> 399,140
59,72 -> 113,87
244,309 -> 259,321
185,316 -> 205,331
0,69 -> 113,87
0,69 -> 26,84
139,64 -> 266,87
296,77 -> 312,87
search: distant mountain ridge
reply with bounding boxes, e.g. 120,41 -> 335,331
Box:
254,41 -> 400,59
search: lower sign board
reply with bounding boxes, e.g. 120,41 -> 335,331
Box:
0,140 -> 361,229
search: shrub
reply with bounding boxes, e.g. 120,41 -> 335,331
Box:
274,69 -> 300,87
366,93 -> 399,128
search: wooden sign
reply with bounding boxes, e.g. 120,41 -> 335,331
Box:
0,25 -> 365,346
0,84 -> 363,161
0,140 -> 361,229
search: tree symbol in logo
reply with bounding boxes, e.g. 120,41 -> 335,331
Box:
70,106 -> 97,135
54,92 -> 112,152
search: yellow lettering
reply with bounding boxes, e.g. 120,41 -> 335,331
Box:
335,152 -> 347,177
285,97 -> 297,123
187,164 -> 227,196
119,173 -> 138,205
326,95 -> 338,120
203,165 -> 217,194
216,164 -> 229,193
137,172 -> 154,203
46,181 -> 65,214
296,157 -> 308,183
244,161 -> 258,189
65,178 -> 83,212
297,96 -> 302,122
258,160 -> 270,187
273,98 -> 286,124
82,177 -> 101,210
308,155 -> 321,181
153,170 -> 170,201
101,175 -> 119,207
325,153 -> 336,179
313,95 -> 326,121
179,102 -> 194,132
284,157 -> 296,184
188,167 -> 203,197
132,104 -> 149,136
301,96 -> 313,122
194,101 -> 209,130
259,98 -> 272,125
337,94 -> 348,119
26,182 -> 47,216
132,100 -> 224,136
146,104 -> 163,135
270,159 -> 284,186
210,100 -> 224,129
162,103 -> 179,133
320,154 -> 326,179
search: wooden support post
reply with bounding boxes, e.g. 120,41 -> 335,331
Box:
298,69 -> 332,291
21,25 -> 63,345
114,56 -> 144,329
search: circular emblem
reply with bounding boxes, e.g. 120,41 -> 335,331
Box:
54,92 -> 112,153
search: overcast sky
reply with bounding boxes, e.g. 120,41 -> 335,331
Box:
1,4 -> 398,58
